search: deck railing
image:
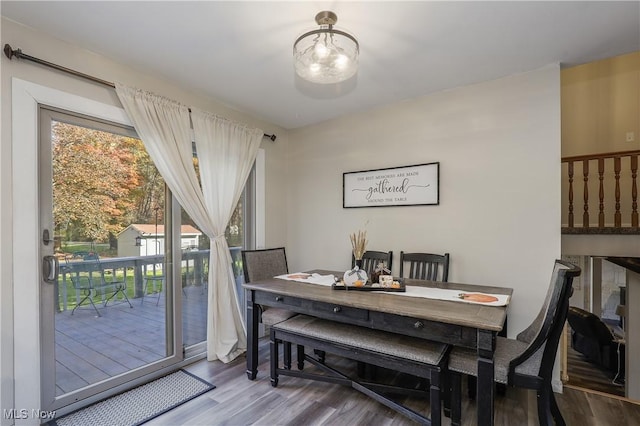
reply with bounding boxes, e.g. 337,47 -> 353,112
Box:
57,247 -> 243,312
562,150 -> 639,233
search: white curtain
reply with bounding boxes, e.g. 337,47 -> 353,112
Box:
115,83 -> 263,362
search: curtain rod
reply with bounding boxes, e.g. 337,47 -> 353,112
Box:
4,43 -> 277,142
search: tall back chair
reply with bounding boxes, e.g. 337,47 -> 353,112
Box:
352,250 -> 393,277
399,252 -> 450,282
242,247 -> 302,367
242,248 -> 297,326
447,259 -> 581,426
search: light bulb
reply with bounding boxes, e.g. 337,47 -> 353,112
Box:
314,42 -> 330,60
334,54 -> 349,70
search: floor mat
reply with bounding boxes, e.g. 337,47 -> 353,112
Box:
53,369 -> 215,426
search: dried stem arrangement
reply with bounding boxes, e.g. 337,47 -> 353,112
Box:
350,230 -> 367,260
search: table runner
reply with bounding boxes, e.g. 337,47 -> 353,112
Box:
398,286 -> 510,306
275,273 -> 337,286
275,273 -> 510,306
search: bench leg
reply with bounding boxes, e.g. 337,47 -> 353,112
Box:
451,372 -> 462,426
270,328 -> 279,387
297,345 -> 305,370
284,342 -> 292,369
443,370 -> 451,418
430,369 -> 442,426
356,362 -> 377,381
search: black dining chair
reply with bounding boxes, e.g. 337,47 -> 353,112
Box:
350,250 -> 393,376
399,252 -> 450,282
352,250 -> 393,277
447,259 -> 581,426
242,247 -> 298,325
242,247 -> 302,367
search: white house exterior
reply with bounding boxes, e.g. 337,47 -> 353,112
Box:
117,224 -> 202,258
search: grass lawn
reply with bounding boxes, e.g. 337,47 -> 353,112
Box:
58,242 -> 116,258
56,268 -> 216,311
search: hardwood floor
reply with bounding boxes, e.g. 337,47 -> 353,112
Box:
147,337 -> 640,426
565,346 -> 624,398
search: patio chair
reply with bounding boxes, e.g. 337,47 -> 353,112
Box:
447,259 -> 581,426
66,255 -> 102,317
96,256 -> 133,309
67,254 -> 132,316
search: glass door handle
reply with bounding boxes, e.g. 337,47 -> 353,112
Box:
43,255 -> 59,284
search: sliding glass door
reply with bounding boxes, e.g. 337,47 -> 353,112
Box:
38,105 -> 257,412
39,107 -> 180,411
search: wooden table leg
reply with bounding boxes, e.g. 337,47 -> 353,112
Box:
246,289 -> 258,380
477,330 -> 495,426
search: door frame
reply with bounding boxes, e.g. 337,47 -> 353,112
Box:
12,78 -> 268,419
11,78 -> 160,418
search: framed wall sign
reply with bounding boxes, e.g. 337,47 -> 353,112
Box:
343,162 -> 439,208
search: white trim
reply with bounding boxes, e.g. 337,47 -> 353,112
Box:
11,78 -> 131,424
255,149 -> 266,249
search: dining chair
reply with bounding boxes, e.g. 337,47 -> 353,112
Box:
242,247 -> 301,366
242,247 -> 297,325
352,250 -> 393,277
399,252 -> 450,282
447,259 -> 581,426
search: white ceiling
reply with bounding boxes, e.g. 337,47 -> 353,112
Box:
2,1 -> 639,130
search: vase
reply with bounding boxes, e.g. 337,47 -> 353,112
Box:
354,258 -> 363,269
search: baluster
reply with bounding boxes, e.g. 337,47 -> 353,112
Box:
614,157 -> 621,227
568,162 -> 574,228
598,158 -> 605,227
632,155 -> 638,227
583,159 -> 589,227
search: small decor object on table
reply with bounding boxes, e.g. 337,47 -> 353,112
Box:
457,293 -> 499,303
333,277 -> 405,292
343,266 -> 368,286
371,262 -> 391,284
350,229 -> 367,269
379,274 -> 393,287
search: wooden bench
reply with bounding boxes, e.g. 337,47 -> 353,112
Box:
270,314 -> 449,426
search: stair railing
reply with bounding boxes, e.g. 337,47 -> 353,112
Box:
562,150 -> 639,231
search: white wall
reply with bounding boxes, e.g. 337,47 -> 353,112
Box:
286,65 -> 562,340
0,18 -> 288,424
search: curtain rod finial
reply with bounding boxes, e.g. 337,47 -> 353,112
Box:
4,44 -> 16,59
4,44 -> 22,60
265,133 -> 276,142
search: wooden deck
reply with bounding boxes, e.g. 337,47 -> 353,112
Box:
55,285 -> 208,396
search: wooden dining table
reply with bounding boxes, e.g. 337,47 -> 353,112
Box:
243,270 -> 512,426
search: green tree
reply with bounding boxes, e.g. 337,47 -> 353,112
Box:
53,122 -> 145,242
127,139 -> 165,225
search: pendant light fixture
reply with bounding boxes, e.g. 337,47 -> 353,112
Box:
293,11 -> 359,84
